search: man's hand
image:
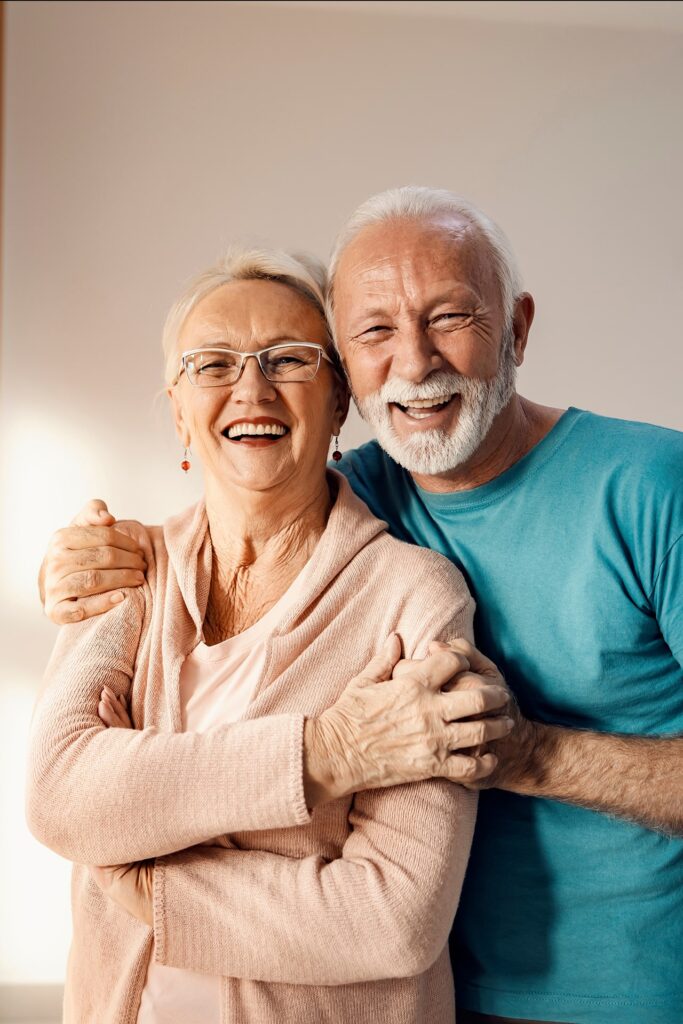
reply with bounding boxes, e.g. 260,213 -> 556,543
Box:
90,861 -> 154,926
303,635 -> 514,807
438,638 -> 540,791
39,499 -> 149,624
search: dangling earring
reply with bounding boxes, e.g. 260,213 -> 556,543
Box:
180,446 -> 192,473
332,436 -> 342,462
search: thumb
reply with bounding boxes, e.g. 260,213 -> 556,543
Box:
71,498 -> 114,527
436,637 -> 499,677
359,633 -> 402,684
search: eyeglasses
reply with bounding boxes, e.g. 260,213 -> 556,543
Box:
173,342 -> 336,388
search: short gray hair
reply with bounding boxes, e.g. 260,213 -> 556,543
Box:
327,186 -> 523,334
162,246 -> 331,385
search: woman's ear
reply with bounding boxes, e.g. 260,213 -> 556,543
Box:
331,377 -> 351,436
167,386 -> 192,448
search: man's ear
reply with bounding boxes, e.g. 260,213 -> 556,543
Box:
167,386 -> 191,448
512,292 -> 535,367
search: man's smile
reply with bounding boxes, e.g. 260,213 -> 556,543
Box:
391,393 -> 461,424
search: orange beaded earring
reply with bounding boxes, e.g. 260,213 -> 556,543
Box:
180,447 -> 192,473
332,436 -> 342,462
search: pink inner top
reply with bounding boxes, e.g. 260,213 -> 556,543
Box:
137,558 -> 314,1024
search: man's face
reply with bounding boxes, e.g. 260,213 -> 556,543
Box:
333,216 -> 518,476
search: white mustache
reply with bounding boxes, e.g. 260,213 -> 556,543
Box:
373,371 -> 472,405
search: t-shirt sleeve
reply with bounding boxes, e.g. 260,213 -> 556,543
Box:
650,533 -> 683,668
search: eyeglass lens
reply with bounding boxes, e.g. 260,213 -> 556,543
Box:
186,345 -> 322,386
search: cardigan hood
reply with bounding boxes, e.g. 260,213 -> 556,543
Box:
161,470 -> 389,635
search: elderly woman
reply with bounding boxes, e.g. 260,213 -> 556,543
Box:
28,248 -> 511,1024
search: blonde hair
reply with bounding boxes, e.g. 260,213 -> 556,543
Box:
162,246 -> 332,385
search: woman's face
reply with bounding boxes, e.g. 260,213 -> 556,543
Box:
168,279 -> 348,499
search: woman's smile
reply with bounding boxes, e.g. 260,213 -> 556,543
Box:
221,416 -> 291,447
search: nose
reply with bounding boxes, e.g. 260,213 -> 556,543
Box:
391,324 -> 443,382
231,353 -> 278,403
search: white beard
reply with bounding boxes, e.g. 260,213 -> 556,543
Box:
353,326 -> 517,476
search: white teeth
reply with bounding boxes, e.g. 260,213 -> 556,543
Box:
226,423 -> 287,438
405,409 -> 438,420
401,395 -> 454,409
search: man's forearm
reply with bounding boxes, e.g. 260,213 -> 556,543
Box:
502,723 -> 683,834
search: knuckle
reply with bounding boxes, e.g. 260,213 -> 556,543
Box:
49,530 -> 70,555
470,722 -> 488,745
449,638 -> 473,657
82,569 -> 101,590
470,691 -> 488,715
63,604 -> 85,624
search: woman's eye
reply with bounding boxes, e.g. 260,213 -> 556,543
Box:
271,356 -> 304,369
198,360 -> 229,372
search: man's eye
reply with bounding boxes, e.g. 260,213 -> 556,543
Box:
361,325 -> 392,338
430,313 -> 471,330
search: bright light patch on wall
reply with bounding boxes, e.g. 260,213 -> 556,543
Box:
0,678 -> 72,983
0,409 -> 100,610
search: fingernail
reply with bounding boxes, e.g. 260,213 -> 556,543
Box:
111,592 -> 125,604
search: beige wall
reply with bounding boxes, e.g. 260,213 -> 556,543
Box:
2,0 -> 682,986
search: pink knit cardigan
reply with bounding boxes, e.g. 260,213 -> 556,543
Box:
27,472 -> 477,1024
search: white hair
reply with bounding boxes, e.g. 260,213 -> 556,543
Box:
162,245 -> 332,385
327,186 -> 523,334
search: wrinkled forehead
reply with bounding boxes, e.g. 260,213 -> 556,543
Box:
334,216 -> 500,314
180,278 -> 328,351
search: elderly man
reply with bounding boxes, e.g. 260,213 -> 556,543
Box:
40,187 -> 683,1024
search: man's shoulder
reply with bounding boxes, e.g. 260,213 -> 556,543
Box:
575,408 -> 683,456
336,439 -> 402,486
572,409 -> 683,486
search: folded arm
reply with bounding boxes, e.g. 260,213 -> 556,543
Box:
26,590 -> 311,864
153,774 -> 477,984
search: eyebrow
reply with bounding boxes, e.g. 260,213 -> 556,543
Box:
185,333 -> 313,349
349,289 -> 480,328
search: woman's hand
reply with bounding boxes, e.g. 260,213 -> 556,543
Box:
98,686 -> 133,729
304,635 -> 514,807
90,862 -> 154,926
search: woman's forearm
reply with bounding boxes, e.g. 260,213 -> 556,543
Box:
26,594 -> 310,864
152,781 -> 477,984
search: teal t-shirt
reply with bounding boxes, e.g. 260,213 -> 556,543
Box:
335,408 -> 683,1024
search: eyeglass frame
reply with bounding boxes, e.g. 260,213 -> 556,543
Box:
171,341 -> 337,388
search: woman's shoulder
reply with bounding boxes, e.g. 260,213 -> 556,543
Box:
368,530 -> 472,603
330,471 -> 470,603
113,501 -> 206,566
